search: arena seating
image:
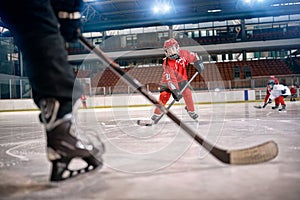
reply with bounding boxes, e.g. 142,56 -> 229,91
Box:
74,70 -> 93,78
76,59 -> 296,94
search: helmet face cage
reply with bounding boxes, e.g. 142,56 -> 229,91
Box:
268,80 -> 275,89
165,46 -> 180,59
164,38 -> 180,59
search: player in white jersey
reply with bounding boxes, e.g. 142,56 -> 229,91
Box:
267,79 -> 291,112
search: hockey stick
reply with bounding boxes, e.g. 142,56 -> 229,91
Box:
79,36 -> 278,165
137,71 -> 199,126
254,102 -> 268,109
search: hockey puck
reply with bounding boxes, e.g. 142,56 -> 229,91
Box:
254,105 -> 262,109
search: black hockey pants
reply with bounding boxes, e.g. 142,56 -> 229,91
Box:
0,0 -> 82,117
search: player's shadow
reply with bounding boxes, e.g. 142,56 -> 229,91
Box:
0,183 -> 55,198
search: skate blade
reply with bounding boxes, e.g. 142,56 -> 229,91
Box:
278,110 -> 287,112
50,155 -> 102,182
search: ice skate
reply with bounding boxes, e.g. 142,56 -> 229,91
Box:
39,98 -> 104,181
278,105 -> 287,112
272,105 -> 279,110
187,111 -> 199,120
184,106 -> 198,120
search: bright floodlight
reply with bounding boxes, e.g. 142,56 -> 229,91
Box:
243,0 -> 252,3
152,2 -> 171,14
153,6 -> 159,14
162,4 -> 171,13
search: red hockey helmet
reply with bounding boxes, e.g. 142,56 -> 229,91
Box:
163,38 -> 180,59
268,77 -> 279,90
269,76 -> 279,84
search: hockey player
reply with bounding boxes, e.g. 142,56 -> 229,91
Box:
260,76 -> 280,109
151,38 -> 204,121
0,0 -> 104,181
266,78 -> 291,111
81,94 -> 88,109
290,85 -> 297,101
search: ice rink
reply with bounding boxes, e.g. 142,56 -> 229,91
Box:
0,101 -> 300,200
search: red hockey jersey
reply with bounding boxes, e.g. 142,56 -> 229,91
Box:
161,49 -> 198,90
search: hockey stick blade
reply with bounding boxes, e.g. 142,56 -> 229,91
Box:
79,36 -> 279,165
254,102 -> 268,109
228,140 -> 278,164
137,120 -> 153,126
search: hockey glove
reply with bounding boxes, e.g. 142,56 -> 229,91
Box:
281,89 -> 286,94
171,89 -> 182,101
194,60 -> 205,74
51,0 -> 84,42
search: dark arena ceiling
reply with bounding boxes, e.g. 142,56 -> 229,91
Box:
81,0 -> 300,32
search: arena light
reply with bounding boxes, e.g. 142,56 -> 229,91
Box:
152,4 -> 171,14
272,1 -> 300,7
153,6 -> 160,14
208,9 -> 222,13
243,0 -> 252,3
243,0 -> 265,4
162,3 -> 171,13
152,0 -> 172,15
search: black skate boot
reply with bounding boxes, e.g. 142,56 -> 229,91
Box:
272,104 -> 279,110
39,98 -> 104,181
278,105 -> 286,112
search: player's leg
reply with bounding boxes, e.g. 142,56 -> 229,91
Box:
152,90 -> 171,121
272,97 -> 280,109
179,82 -> 198,120
278,96 -> 287,112
0,1 -> 104,181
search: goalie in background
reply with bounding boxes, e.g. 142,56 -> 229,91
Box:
151,38 -> 204,122
266,78 -> 291,112
0,0 -> 104,181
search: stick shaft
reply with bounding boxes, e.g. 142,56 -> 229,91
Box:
78,36 -> 224,160
79,36 -> 279,164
